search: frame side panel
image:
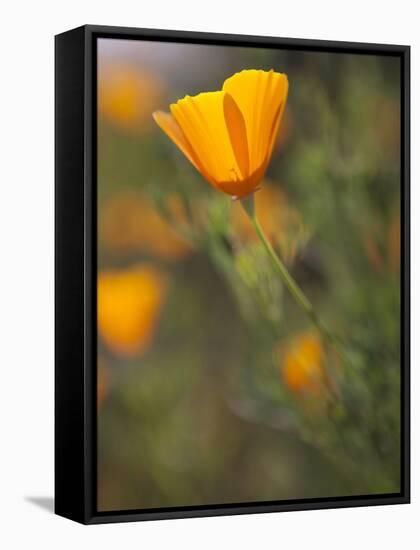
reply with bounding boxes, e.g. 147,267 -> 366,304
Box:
55,26 -> 87,524
402,46 -> 411,501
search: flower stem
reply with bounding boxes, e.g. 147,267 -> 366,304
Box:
241,195 -> 351,370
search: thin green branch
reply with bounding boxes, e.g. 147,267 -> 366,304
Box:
240,195 -> 354,372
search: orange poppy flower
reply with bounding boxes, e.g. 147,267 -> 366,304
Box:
280,332 -> 325,394
100,191 -> 191,261
153,69 -> 288,199
99,64 -> 164,132
97,265 -> 168,357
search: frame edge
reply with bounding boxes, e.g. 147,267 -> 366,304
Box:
55,25 -> 89,525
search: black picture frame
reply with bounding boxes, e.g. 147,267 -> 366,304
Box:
55,24 -> 410,525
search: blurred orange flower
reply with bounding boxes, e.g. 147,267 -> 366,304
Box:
280,332 -> 325,394
153,69 -> 288,198
142,194 -> 192,260
99,64 -> 164,132
98,265 -> 168,357
100,191 -> 191,261
233,183 -> 308,264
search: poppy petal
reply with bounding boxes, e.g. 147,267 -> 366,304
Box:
152,110 -> 204,174
170,91 -> 246,187
223,69 -> 288,173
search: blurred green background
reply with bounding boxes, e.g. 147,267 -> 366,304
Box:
97,38 -> 401,511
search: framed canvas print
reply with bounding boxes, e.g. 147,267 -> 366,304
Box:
55,25 -> 410,524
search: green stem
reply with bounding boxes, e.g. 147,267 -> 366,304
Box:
241,196 -> 352,370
